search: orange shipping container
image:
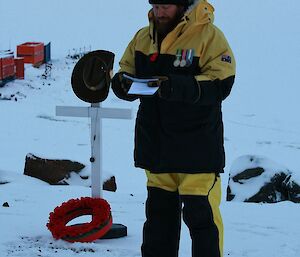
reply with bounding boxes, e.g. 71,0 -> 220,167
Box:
0,54 -> 15,80
17,42 -> 44,64
14,57 -> 24,79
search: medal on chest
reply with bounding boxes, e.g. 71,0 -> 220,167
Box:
173,49 -> 182,67
173,49 -> 194,68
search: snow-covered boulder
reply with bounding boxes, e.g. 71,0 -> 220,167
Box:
23,153 -> 117,191
226,155 -> 300,203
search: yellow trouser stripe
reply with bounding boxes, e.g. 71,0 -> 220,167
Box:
209,176 -> 223,257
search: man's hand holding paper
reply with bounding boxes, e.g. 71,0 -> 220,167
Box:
122,74 -> 160,96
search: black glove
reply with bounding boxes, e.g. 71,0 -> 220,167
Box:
148,74 -> 200,103
147,76 -> 172,99
111,72 -> 138,101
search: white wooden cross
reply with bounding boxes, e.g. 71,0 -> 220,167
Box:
56,102 -> 132,198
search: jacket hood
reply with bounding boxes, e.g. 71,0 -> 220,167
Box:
186,0 -> 214,25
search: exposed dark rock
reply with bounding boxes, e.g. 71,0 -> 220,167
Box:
232,167 -> 265,183
103,176 -> 117,192
2,202 -> 9,207
226,183 -> 235,201
282,175 -> 300,203
24,153 -> 85,184
245,173 -> 288,203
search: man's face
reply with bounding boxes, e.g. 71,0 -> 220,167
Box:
152,4 -> 185,36
152,4 -> 179,23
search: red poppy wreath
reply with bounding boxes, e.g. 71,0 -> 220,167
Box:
47,197 -> 112,243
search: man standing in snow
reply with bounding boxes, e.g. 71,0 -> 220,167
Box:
111,0 -> 235,256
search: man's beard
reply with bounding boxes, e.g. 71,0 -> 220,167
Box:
155,7 -> 185,39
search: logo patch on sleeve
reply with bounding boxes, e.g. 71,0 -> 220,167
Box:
221,54 -> 232,63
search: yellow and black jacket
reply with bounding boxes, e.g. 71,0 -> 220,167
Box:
113,0 -> 236,173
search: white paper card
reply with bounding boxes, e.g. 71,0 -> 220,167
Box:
128,82 -> 159,95
123,74 -> 159,96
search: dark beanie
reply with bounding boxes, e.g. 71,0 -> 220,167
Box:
149,0 -> 192,6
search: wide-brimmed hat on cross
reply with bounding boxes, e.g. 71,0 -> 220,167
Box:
71,50 -> 115,103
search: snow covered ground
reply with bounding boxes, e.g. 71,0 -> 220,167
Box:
1,0 -> 300,256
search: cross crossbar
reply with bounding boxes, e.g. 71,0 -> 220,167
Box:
56,106 -> 132,119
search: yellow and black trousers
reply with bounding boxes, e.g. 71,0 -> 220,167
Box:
142,171 -> 223,257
